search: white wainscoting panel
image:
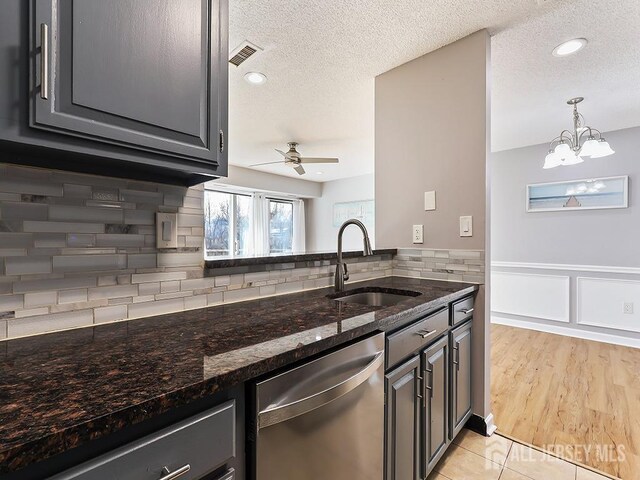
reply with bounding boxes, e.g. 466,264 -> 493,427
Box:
577,277 -> 640,333
491,271 -> 570,322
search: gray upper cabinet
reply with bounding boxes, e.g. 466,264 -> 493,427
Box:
422,335 -> 449,474
385,356 -> 421,480
32,0 -> 225,164
0,0 -> 228,185
450,320 -> 472,439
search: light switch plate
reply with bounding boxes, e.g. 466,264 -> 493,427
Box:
424,191 -> 436,211
460,216 -> 473,237
156,213 -> 178,248
412,225 -> 424,244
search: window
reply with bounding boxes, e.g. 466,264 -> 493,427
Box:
204,190 -> 251,257
204,189 -> 302,259
268,199 -> 293,254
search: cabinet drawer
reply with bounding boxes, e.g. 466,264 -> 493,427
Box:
451,296 -> 475,326
386,308 -> 448,368
52,401 -> 235,480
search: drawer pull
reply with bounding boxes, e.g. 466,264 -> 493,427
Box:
416,329 -> 437,339
459,308 -> 474,315
161,464 -> 191,480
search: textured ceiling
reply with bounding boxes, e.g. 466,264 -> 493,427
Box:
228,0 -> 572,182
491,0 -> 640,151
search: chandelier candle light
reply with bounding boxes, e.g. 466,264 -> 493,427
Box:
544,97 -> 615,169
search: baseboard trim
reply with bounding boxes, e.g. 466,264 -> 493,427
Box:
466,413 -> 497,436
492,314 -> 640,349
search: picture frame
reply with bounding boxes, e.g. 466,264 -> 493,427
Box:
526,175 -> 629,213
332,200 -> 374,227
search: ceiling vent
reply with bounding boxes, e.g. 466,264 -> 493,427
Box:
229,41 -> 263,67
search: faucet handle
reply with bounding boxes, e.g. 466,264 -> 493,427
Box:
343,263 -> 350,281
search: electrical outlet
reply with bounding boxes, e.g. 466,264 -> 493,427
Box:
412,225 -> 424,244
624,302 -> 634,314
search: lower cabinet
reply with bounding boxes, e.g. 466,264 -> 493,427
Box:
50,401 -> 236,480
385,356 -> 421,480
450,320 -> 473,439
422,336 -> 449,474
385,303 -> 474,480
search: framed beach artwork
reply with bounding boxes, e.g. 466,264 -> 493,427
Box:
526,176 -> 629,212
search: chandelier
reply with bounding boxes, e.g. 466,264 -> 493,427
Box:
544,97 -> 615,169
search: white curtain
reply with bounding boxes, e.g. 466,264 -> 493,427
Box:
292,199 -> 306,253
251,193 -> 270,256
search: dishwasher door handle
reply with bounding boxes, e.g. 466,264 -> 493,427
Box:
258,350 -> 384,429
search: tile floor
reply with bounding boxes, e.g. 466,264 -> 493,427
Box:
428,429 -> 616,480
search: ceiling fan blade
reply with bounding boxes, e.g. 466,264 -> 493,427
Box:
275,149 -> 295,160
299,157 -> 339,164
293,165 -> 306,175
249,160 -> 285,167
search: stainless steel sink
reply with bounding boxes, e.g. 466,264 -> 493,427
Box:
330,288 -> 422,307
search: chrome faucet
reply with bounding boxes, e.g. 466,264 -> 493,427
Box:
334,219 -> 373,292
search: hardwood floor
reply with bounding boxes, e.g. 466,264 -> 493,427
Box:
491,324 -> 640,479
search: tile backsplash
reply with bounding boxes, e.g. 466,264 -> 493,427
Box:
0,163 -> 394,340
392,248 -> 485,284
0,164 -> 485,341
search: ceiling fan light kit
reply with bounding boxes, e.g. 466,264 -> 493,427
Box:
250,142 -> 339,176
543,97 -> 615,169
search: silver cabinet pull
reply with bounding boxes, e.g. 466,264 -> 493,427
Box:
219,130 -> 225,153
453,342 -> 460,369
459,308 -> 474,315
160,464 -> 190,480
40,23 -> 49,100
425,367 -> 433,398
415,329 -> 436,339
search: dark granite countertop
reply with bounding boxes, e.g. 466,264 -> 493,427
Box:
0,276 -> 477,474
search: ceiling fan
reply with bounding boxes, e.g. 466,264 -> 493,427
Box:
249,142 -> 339,175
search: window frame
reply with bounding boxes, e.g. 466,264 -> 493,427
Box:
266,197 -> 295,255
204,187 -> 299,259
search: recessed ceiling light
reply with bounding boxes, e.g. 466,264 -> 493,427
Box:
552,38 -> 587,57
244,72 -> 267,85
316,171 -> 324,175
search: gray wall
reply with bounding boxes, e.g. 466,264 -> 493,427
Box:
375,30 -> 490,250
213,165 -> 322,198
491,126 -> 639,267
306,174 -> 374,252
375,30 -> 491,422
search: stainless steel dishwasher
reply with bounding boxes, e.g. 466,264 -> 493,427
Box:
251,332 -> 385,480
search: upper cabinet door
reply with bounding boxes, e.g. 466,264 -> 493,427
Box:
31,0 -> 227,166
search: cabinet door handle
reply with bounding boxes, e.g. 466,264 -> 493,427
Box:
459,308 -> 474,315
160,464 -> 190,480
415,329 -> 436,339
40,23 -> 49,100
219,130 -> 225,153
425,367 -> 433,398
453,342 -> 460,370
